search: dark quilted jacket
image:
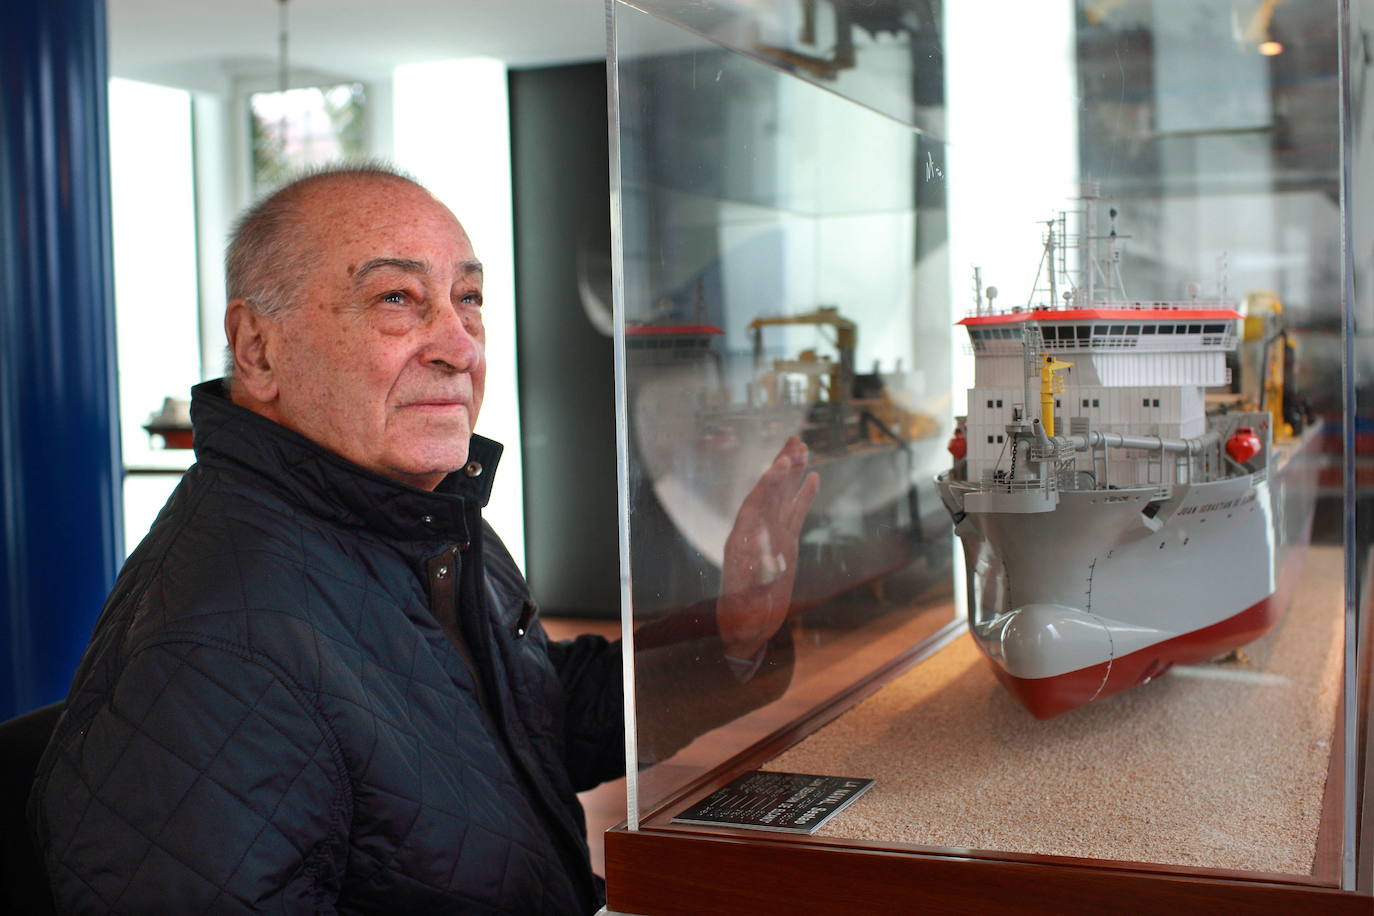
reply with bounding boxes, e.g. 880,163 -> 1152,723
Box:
29,380 -> 625,914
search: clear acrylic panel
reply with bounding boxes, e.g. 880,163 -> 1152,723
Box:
1345,0 -> 1374,893
610,0 -> 1369,896
611,0 -> 958,824
608,0 -> 946,131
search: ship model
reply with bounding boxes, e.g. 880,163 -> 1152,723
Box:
936,186 -> 1320,718
626,304 -> 937,612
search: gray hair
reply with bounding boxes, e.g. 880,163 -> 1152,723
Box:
222,161 -> 425,377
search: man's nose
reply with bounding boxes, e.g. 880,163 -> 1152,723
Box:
420,303 -> 482,373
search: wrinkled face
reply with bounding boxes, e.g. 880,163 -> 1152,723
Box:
264,180 -> 486,490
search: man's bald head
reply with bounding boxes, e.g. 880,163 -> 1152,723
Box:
222,165 -> 486,489
225,163 -> 430,320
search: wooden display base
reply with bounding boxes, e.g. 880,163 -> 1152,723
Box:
605,546 -> 1372,914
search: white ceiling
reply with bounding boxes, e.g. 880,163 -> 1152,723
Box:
108,0 -> 609,91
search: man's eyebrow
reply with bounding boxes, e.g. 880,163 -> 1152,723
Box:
352,257 -> 429,284
458,259 -> 483,278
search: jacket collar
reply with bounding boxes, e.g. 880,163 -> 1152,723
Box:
188,379 -> 503,542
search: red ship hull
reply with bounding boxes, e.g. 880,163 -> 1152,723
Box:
990,537 -> 1310,719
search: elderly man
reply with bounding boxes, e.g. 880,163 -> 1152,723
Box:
29,165 -> 815,913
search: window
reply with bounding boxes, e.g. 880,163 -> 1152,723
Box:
1093,398 -> 1100,407
1108,325 -> 1125,335
1153,398 -> 1161,407
1092,325 -> 1107,335
1175,325 -> 1187,334
1043,326 -> 1058,340
1076,325 -> 1091,339
1159,325 -> 1175,334
1143,324 -> 1157,334
1143,398 -> 1151,407
1204,324 -> 1225,333
996,399 -> 1003,407
987,399 -> 994,408
250,83 -> 368,194
1188,324 -> 1201,334
109,79 -> 203,556
987,435 -> 995,443
1082,398 -> 1089,407
1126,325 -> 1140,335
997,435 -> 1004,443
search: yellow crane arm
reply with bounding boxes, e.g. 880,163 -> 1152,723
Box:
1039,355 -> 1073,437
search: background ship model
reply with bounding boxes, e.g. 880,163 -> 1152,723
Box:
628,303 -> 939,613
936,186 -> 1320,719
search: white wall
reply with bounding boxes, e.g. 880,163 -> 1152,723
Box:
944,0 -> 1079,415
393,59 -> 525,571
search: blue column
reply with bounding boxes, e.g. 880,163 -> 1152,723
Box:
0,0 -> 122,718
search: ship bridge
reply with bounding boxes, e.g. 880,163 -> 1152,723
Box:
959,305 -> 1241,488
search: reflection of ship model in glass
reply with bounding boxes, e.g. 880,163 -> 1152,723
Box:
936,187 -> 1320,718
629,305 -> 937,610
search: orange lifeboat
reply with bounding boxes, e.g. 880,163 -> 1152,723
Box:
1226,426 -> 1262,464
947,428 -> 967,460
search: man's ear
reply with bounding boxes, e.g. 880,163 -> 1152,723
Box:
225,300 -> 279,404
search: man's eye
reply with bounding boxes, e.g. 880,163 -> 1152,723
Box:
381,291 -> 408,305
460,292 -> 483,306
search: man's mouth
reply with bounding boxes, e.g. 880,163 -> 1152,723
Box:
399,397 -> 468,413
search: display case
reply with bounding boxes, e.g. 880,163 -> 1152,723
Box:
605,1 -> 1372,912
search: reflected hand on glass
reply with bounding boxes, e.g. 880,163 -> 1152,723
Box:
716,435 -> 820,661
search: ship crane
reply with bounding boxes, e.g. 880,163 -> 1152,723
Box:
749,306 -> 857,403
748,306 -> 935,451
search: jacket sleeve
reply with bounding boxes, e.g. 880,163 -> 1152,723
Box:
543,633 -> 626,792
542,606 -> 795,790
31,639 -> 348,915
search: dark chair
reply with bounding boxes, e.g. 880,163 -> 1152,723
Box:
0,701 -> 63,916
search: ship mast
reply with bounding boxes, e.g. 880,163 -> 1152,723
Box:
1076,181 -> 1129,306
1083,190 -> 1095,306
1046,221 -> 1058,309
